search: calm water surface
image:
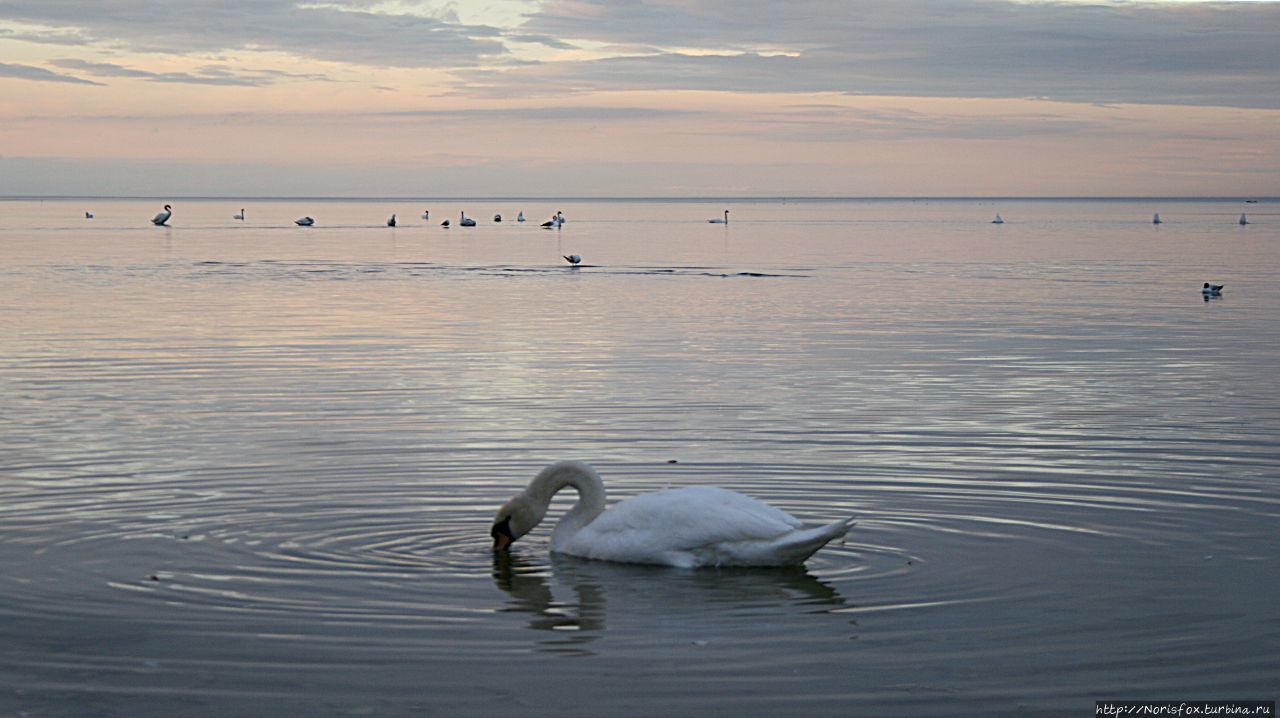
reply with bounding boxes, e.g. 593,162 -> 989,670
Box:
1,198 -> 1277,716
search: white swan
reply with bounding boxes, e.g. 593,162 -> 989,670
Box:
234,209 -> 245,221
1239,213 -> 1249,225
152,204 -> 172,226
295,216 -> 315,226
490,461 -> 854,568
709,209 -> 729,224
422,210 -> 430,220
460,212 -> 476,227
991,213 -> 1004,224
85,211 -> 93,219
517,211 -> 525,222
1202,282 -> 1224,296
563,254 -> 581,265
387,213 -> 396,227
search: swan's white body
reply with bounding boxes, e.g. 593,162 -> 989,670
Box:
460,212 -> 476,227
152,204 -> 172,226
492,461 -> 853,568
295,216 -> 315,226
709,209 -> 729,224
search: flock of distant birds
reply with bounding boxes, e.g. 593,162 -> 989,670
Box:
81,203 -> 1254,280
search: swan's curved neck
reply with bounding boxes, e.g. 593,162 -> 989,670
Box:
524,461 -> 607,549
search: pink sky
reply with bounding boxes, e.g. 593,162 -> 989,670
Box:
2,1 -> 1277,197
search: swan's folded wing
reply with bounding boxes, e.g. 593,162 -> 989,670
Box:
576,486 -> 804,559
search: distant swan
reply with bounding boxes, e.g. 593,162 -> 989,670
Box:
991,213 -> 1004,224
422,210 -> 430,220
1152,213 -> 1162,224
1239,213 -> 1249,225
460,212 -> 476,227
85,211 -> 93,219
1202,282 -> 1224,296
387,213 -> 396,227
295,216 -> 315,226
541,216 -> 556,228
709,209 -> 729,224
517,211 -> 525,222
234,209 -> 245,221
152,204 -> 172,226
491,460 -> 854,568
494,213 -> 502,222
441,219 -> 451,228
563,254 -> 581,265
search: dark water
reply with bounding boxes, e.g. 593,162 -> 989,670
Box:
2,198 -> 1277,716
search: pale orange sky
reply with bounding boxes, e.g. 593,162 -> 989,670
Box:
1,1 -> 1277,196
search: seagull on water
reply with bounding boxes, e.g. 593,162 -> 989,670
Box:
563,254 -> 581,266
1202,282 -> 1224,296
152,204 -> 172,226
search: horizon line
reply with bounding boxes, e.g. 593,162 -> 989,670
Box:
1,194 -> 1274,203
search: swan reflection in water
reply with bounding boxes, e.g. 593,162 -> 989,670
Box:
492,552 -> 847,656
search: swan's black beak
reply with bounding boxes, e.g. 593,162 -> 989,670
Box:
491,516 -> 514,552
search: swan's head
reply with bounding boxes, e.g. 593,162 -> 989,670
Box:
164,204 -> 172,211
491,495 -> 541,551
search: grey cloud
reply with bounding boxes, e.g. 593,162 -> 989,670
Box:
50,58 -> 331,86
500,0 -> 1280,108
0,61 -> 104,85
0,1 -> 508,68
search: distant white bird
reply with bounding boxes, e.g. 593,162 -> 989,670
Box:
1152,213 -> 1162,224
1239,213 -> 1249,225
422,210 -> 430,220
709,209 -> 729,224
555,211 -> 565,226
564,254 -> 581,265
460,212 -> 476,227
1202,282 -> 1224,296
234,209 -> 245,220
517,211 -> 525,222
152,204 -> 172,226
295,216 -> 315,226
494,213 -> 502,222
85,211 -> 93,219
387,213 -> 397,227
991,213 -> 1004,224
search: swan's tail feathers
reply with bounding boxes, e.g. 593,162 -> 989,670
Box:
760,517 -> 855,566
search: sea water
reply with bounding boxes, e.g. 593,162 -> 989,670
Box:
1,197 -> 1277,716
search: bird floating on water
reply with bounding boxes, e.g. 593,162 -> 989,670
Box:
85,211 -> 93,219
422,210 -> 430,220
494,213 -> 502,222
1239,213 -> 1249,225
152,204 -> 172,226
295,216 -> 315,226
234,209 -> 245,221
1202,282 -> 1224,296
517,211 -> 525,222
563,254 -> 581,266
460,212 -> 476,227
387,214 -> 396,227
1153,213 -> 1162,224
490,460 -> 854,567
441,218 -> 451,228
992,213 -> 1004,224
709,209 -> 729,224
